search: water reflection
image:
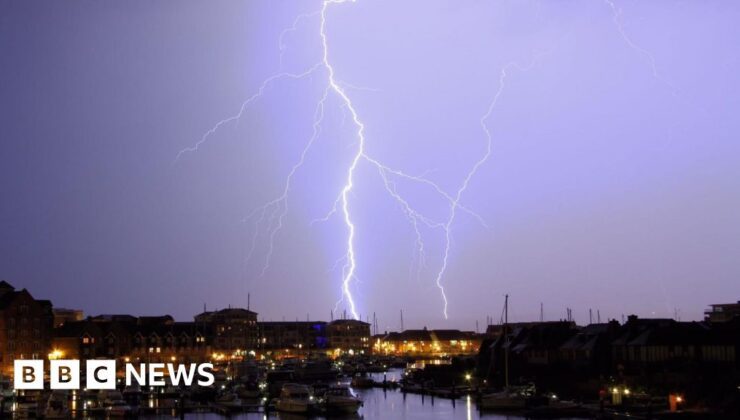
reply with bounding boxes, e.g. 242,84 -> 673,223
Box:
141,369 -> 531,420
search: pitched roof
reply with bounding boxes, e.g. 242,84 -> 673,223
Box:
329,319 -> 370,326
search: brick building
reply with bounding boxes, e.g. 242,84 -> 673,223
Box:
258,321 -> 327,351
195,308 -> 258,353
327,319 -> 371,353
0,281 -> 54,375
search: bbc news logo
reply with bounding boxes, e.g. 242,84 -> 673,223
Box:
14,360 -> 215,390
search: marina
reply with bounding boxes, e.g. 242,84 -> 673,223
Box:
1,367 -> 652,419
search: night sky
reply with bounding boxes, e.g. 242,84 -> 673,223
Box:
1,0 -> 739,330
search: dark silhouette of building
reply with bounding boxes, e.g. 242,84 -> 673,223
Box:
52,308 -> 84,328
0,281 -> 54,375
258,321 -> 327,351
53,315 -> 212,364
478,314 -> 740,407
705,301 -> 740,323
195,307 -> 258,353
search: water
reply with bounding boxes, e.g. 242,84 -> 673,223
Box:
176,392 -> 526,420
142,370 -> 536,420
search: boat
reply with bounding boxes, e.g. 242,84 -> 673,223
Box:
101,390 -> 135,416
350,374 -> 375,388
320,385 -> 363,415
264,368 -> 295,398
216,392 -> 244,408
294,360 -> 339,381
105,399 -> 135,417
236,385 -> 261,400
479,389 -> 528,410
275,383 -> 317,414
525,399 -> 590,418
44,390 -> 70,419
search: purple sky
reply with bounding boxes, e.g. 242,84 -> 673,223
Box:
1,0 -> 739,330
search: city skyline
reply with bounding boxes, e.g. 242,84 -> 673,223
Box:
0,278 -> 730,334
1,0 -> 739,330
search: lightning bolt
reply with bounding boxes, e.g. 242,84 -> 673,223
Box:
174,0 -> 695,322
174,64 -> 322,163
318,0 -> 365,320
314,0 -> 491,320
604,0 -> 678,96
431,55 -> 546,319
177,0 -> 515,321
253,87 -> 331,278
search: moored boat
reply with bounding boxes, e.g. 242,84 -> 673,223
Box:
320,385 -> 362,414
479,389 -> 528,410
350,374 -> 375,388
44,390 -> 70,419
275,383 -> 317,414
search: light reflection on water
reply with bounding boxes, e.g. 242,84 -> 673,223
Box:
155,392 -> 527,420
140,369 -> 532,420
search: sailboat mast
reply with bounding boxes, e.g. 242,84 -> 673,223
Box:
504,294 -> 509,388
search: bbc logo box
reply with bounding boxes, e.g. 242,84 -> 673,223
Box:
13,359 -> 215,390
14,360 -> 115,390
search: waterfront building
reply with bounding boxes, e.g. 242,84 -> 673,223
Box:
195,307 -> 259,353
479,315 -> 740,391
0,281 -> 53,375
52,308 -> 84,328
610,315 -> 737,374
53,316 -> 213,365
327,319 -> 371,354
705,300 -> 740,323
258,321 -> 327,351
373,328 -> 481,356
559,321 -> 621,374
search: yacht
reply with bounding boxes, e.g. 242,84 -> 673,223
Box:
321,385 -> 362,415
216,392 -> 244,408
101,390 -> 134,416
275,383 -> 317,414
350,373 -> 375,388
479,388 -> 528,410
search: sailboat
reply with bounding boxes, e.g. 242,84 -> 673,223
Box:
479,294 -> 530,410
